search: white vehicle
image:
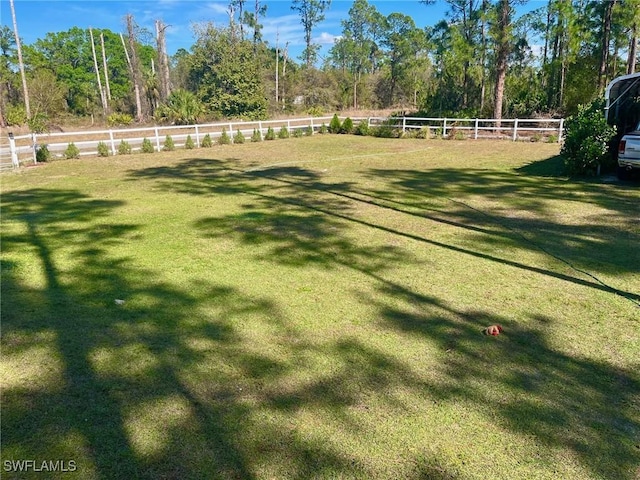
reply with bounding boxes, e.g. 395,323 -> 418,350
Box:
617,121 -> 640,180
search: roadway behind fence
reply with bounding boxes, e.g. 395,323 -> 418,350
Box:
1,115 -> 564,169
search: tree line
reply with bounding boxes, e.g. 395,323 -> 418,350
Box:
1,0 -> 638,130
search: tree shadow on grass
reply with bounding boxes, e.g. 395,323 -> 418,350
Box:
1,187 -> 462,479
363,279 -> 640,480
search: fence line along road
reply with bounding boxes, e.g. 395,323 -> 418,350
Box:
2,116 -> 564,169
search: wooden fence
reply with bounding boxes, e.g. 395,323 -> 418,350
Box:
1,116 -> 564,170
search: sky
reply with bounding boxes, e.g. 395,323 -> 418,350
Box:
1,0 -> 543,64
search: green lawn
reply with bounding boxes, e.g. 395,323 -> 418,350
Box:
2,136 -> 639,479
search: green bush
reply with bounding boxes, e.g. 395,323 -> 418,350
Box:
341,117 -> 354,134
306,106 -> 324,116
185,135 -> 195,149
234,130 -> 245,144
163,135 -> 175,151
293,128 -> 304,138
278,126 -> 289,139
201,133 -> 213,148
305,126 -> 313,136
561,99 -> 617,176
6,105 -> 26,126
141,138 -> 154,153
355,120 -> 370,136
118,140 -> 132,155
97,141 -> 110,157
415,127 -> 430,139
218,129 -> 231,145
371,124 -> 398,138
329,114 -> 342,134
319,123 -> 328,134
27,113 -> 49,133
64,142 -> 80,159
265,127 -> 276,140
251,129 -> 262,142
36,144 -> 51,162
107,113 -> 134,127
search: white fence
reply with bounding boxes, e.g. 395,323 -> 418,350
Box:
1,115 -> 564,170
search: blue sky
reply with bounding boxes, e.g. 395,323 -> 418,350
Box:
1,0 -> 542,63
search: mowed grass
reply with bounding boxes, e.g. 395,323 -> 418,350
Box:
1,135 -> 639,480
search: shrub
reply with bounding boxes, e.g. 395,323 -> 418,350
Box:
201,133 -> 213,148
547,134 -> 559,144
218,129 -> 231,145
28,113 -> 49,133
185,135 -> 195,149
265,127 -> 276,140
293,128 -> 304,138
305,126 -> 313,136
97,141 -> 110,157
63,142 -> 80,159
36,144 -> 51,162
163,135 -> 175,151
319,123 -> 328,134
561,99 -> 617,176
329,114 -> 342,134
355,120 -> 370,136
306,106 -> 324,116
234,130 -> 245,144
341,117 -> 354,134
251,129 -> 262,142
278,126 -> 289,139
6,105 -> 26,126
141,138 -> 154,153
415,127 -> 430,139
118,140 -> 132,155
107,113 -> 134,127
371,124 -> 397,138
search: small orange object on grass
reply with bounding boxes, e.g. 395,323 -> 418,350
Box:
483,325 -> 503,336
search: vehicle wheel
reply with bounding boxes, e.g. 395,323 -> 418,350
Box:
617,165 -> 631,180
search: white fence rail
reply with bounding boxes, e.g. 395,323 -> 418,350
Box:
1,115 -> 564,169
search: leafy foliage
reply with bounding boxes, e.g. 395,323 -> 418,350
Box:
355,120 -> 370,136
234,130 -> 245,144
64,142 -> 80,159
107,113 -> 134,127
329,114 -> 342,133
185,135 -> 196,149
97,141 -> 110,157
201,133 -> 213,148
155,90 -> 203,125
278,126 -> 290,139
219,129 -> 231,145
265,127 -> 276,140
118,140 -> 132,155
251,129 -> 262,142
561,99 -> 617,176
141,138 -> 154,153
163,135 -> 175,151
341,117 -> 354,134
35,144 -> 51,162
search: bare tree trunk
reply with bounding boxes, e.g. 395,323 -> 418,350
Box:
155,20 -> 171,102
628,23 -> 638,74
598,0 -> 617,92
125,15 -> 144,122
100,32 -> 112,101
493,0 -> 511,125
9,0 -> 30,120
89,28 -> 107,115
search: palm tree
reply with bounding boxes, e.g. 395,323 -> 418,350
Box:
156,89 -> 204,125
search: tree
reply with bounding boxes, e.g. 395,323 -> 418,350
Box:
291,0 -> 331,68
155,89 -> 203,124
491,0 -> 513,122
189,23 -> 267,119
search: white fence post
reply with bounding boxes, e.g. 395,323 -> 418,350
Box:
402,117 -> 406,134
154,127 -> 161,151
474,119 -> 479,140
195,125 -> 200,147
512,119 -> 519,142
31,133 -> 37,163
109,130 -> 116,156
258,121 -> 264,140
229,123 -> 234,144
310,117 -> 314,135
8,133 -> 19,168
443,118 -> 448,137
558,119 -> 564,142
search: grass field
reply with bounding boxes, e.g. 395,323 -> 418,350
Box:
2,135 -> 639,479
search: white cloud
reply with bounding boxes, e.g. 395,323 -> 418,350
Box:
313,31 -> 339,45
